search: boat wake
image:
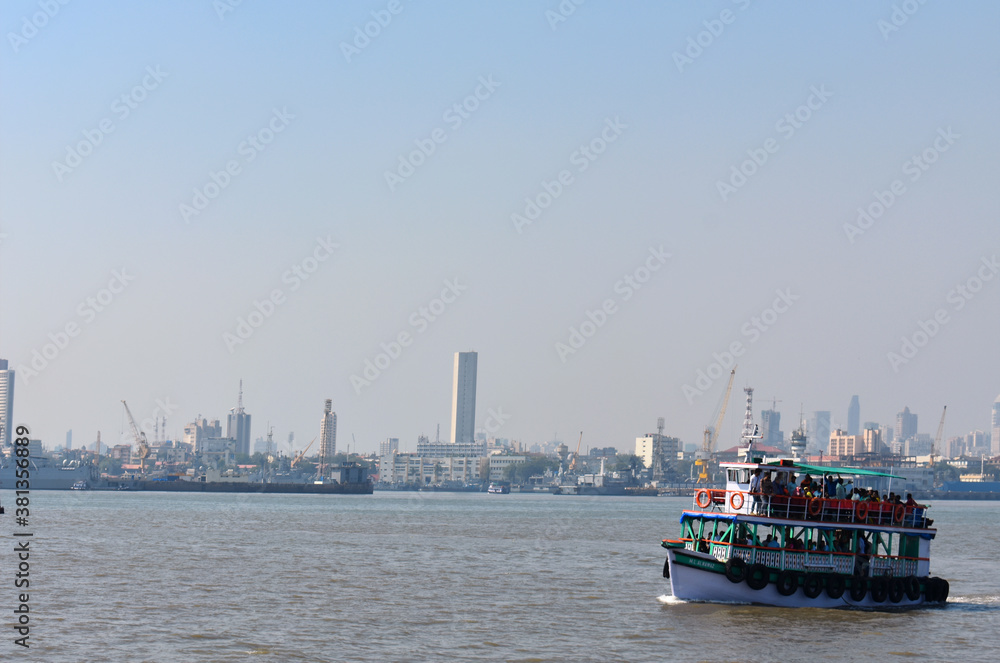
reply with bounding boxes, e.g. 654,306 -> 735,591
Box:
946,595 -> 1000,611
656,594 -> 752,607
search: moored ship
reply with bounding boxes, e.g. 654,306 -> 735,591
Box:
661,459 -> 948,608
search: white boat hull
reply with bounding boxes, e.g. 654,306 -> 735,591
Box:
666,548 -> 936,609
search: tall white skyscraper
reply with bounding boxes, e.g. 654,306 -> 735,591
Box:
450,351 -> 478,444
0,359 -> 14,447
319,399 -> 337,466
992,394 -> 1000,456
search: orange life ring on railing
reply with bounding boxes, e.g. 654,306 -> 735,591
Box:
893,504 -> 905,524
808,498 -> 823,517
730,492 -> 745,510
695,489 -> 712,509
854,501 -> 869,521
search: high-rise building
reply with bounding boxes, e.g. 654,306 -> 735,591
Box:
380,438 -> 400,456
759,409 -> 783,448
992,395 -> 1000,456
184,417 -> 222,456
226,380 -> 252,456
847,396 -> 860,436
0,359 -> 14,447
319,399 -> 337,466
896,407 -> 918,441
66,429 -> 73,450
810,411 -> 831,451
450,351 -> 478,445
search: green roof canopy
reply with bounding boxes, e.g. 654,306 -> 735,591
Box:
763,461 -> 907,480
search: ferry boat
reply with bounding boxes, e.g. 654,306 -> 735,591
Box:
487,481 -> 511,494
661,459 -> 949,608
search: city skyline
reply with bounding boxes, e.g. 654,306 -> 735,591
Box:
1,3 -> 997,455
2,349 -> 995,457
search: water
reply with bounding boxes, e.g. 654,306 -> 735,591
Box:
5,491 -> 998,662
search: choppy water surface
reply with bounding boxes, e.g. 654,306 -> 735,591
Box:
5,491 -> 998,662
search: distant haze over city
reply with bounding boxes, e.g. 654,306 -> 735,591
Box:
0,2 -> 997,455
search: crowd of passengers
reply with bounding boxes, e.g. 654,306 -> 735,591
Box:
748,468 -> 920,506
727,526 -> 874,555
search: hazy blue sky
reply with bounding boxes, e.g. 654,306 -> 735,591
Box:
1,1 -> 997,455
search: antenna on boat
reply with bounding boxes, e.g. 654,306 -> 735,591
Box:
790,404 -> 808,463
740,387 -> 762,462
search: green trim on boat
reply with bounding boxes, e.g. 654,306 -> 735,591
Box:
765,461 -> 907,480
671,550 -> 725,574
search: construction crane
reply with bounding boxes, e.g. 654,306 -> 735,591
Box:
567,431 -> 583,473
121,400 -> 150,473
931,405 -> 947,467
290,437 -> 316,468
696,368 -> 737,483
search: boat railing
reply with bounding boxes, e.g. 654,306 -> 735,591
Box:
726,544 -> 918,577
693,489 -> 931,528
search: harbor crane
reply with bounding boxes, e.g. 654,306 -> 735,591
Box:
568,431 -> 584,473
121,400 -> 150,473
290,437 -> 316,468
931,405 -> 947,467
696,368 -> 736,483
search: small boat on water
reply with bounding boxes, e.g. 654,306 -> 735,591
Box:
661,458 -> 948,608
488,481 -> 510,494
70,480 -> 90,490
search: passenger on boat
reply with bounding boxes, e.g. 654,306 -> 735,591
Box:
749,469 -> 763,514
773,474 -> 787,497
905,493 -> 917,507
764,534 -> 780,548
835,477 -> 846,499
760,472 -> 773,515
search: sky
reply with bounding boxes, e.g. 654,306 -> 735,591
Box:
1,1 -> 998,456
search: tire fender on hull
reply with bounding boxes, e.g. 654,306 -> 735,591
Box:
825,574 -> 846,599
775,570 -> 798,596
725,556 -> 746,584
802,573 -> 824,599
746,564 -> 769,590
849,576 -> 867,602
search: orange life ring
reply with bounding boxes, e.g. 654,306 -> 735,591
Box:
854,501 -> 869,521
893,504 -> 905,524
808,498 -> 823,517
730,492 -> 745,510
695,489 -> 711,509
